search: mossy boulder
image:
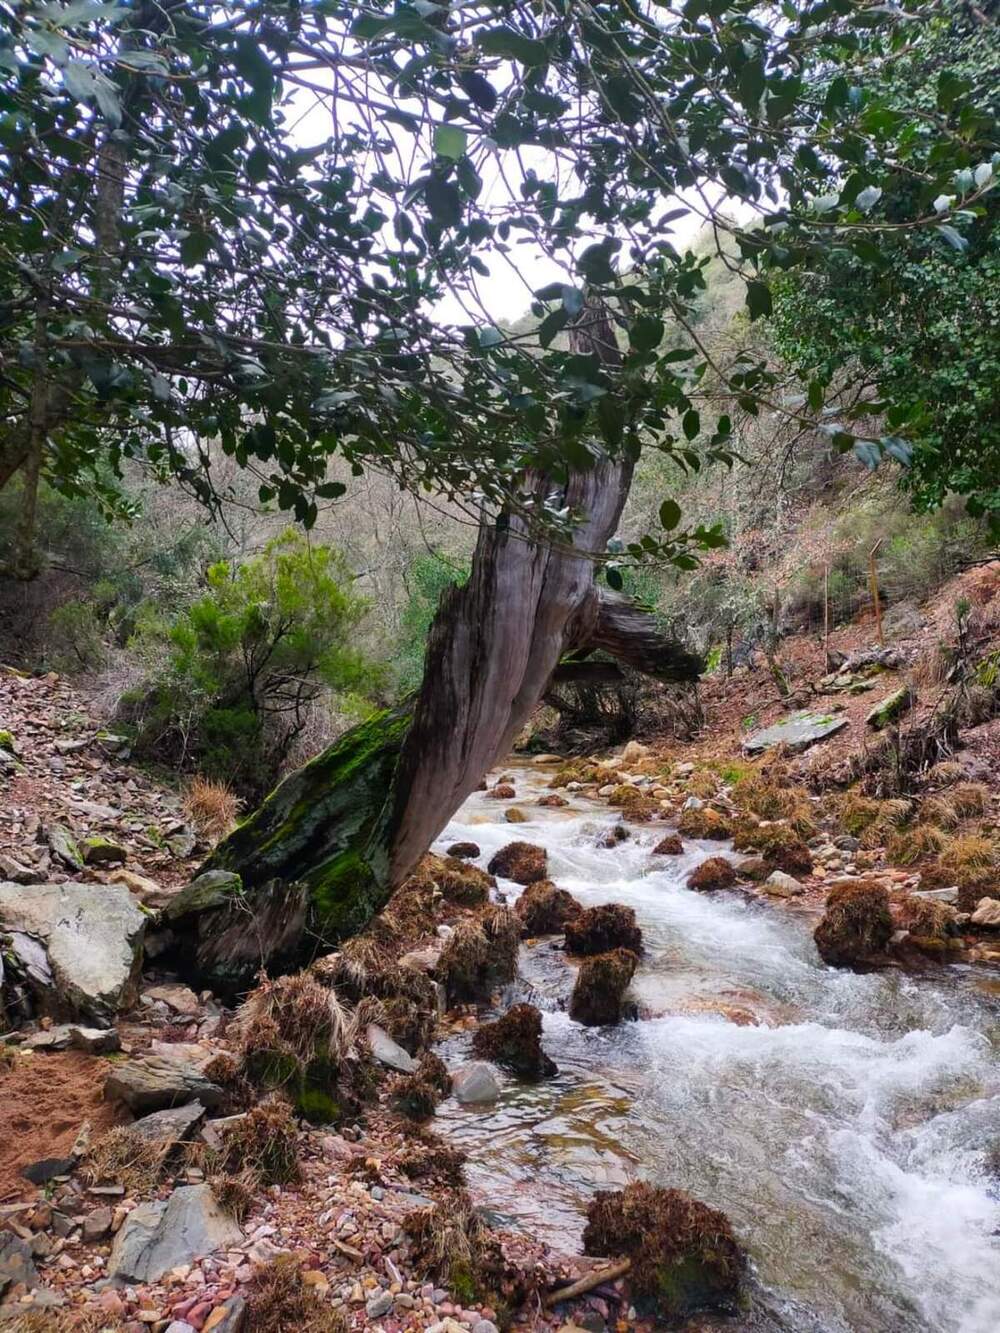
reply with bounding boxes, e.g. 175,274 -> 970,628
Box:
607,785 -> 660,822
583,1182 -> 746,1320
652,834 -> 684,855
81,835 -> 128,866
676,807 -> 733,840
564,903 -> 642,956
814,878 -> 893,966
471,1003 -> 557,1080
687,857 -> 737,892
895,893 -> 963,958
569,949 -> 638,1026
487,841 -> 548,885
515,880 -> 583,936
866,685 -> 915,730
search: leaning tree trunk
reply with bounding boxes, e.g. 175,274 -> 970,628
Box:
170,304 -> 701,992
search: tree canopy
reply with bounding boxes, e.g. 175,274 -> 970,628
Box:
2,0 -> 997,573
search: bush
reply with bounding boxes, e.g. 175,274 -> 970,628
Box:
392,551 -> 469,693
123,530 -> 377,795
45,600 -> 108,673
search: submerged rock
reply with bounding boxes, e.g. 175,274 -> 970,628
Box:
515,879 -> 583,936
814,878 -> 893,966
564,903 -> 642,956
451,1061 -> 502,1104
472,1003 -> 557,1080
488,841 -> 548,885
583,1182 -> 746,1320
569,949 -> 638,1026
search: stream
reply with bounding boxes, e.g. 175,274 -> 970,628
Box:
431,766 -> 1000,1333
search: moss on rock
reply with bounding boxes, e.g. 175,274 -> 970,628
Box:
687,857 -> 737,892
471,1003 -> 557,1080
515,880 -> 583,936
677,807 -> 732,840
487,841 -> 548,885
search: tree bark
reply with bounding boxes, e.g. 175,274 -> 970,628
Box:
174,302 -> 701,992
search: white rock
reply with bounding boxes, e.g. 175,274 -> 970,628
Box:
763,871 -> 804,898
451,1061 -> 501,1104
971,897 -> 1000,928
366,1023 -> 417,1073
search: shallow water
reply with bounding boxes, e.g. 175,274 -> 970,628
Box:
432,768 -> 1000,1333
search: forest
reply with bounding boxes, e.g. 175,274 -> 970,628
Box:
0,1 -> 998,1330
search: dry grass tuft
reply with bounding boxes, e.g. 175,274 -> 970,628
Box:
951,782 -> 990,818
210,1168 -> 258,1222
932,833 -> 1000,910
404,1190 -> 533,1312
814,879 -> 893,965
731,771 -> 815,836
731,819 -> 812,876
397,1131 -> 467,1186
237,970 -> 354,1071
837,792 -> 912,848
925,760 -> 965,787
211,1097 -> 300,1185
7,1313 -> 126,1332
388,1052 -> 452,1121
918,795 -> 959,830
887,824 -> 948,866
684,770 -> 720,799
676,806 -> 732,840
243,1255 -> 348,1333
183,775 -> 241,841
81,1125 -> 172,1197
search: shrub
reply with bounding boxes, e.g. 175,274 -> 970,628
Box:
886,824 -> 948,866
183,776 -> 241,841
837,793 -> 912,848
45,600 -> 108,674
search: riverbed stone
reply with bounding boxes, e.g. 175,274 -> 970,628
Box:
367,1022 -> 418,1073
108,1184 -> 241,1283
451,1062 -> 501,1104
763,870 -> 805,898
971,897 -> 1000,928
744,710 -> 848,754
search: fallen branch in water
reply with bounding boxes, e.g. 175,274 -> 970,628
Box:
543,1257 -> 632,1307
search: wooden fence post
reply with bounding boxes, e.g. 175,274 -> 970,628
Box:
869,539 -> 884,645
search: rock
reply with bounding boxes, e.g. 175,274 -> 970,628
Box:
108,1183 -> 242,1283
833,835 -> 861,852
487,841 -> 548,885
81,836 -> 128,866
911,887 -> 959,905
109,868 -> 173,909
473,1321 -> 500,1333
0,1232 -> 39,1295
82,1207 -> 114,1242
687,858 -> 737,892
487,784 -> 516,800
504,807 -> 528,824
366,1289 -> 394,1318
564,903 -> 642,955
471,1003 -> 557,1080
734,856 -> 770,882
744,710 -> 848,755
0,852 -> 38,883
445,842 -> 480,860
143,983 -> 202,1017
0,880 -> 146,1021
398,944 -> 443,974
866,685 -> 915,729
971,898 -> 1000,928
841,645 -> 904,673
165,829 -> 198,859
201,1296 -> 245,1332
166,1323 -> 198,1333
652,834 -> 683,855
451,1062 -> 502,1104
22,1157 -> 76,1184
163,870 -> 242,921
814,879 -> 893,966
515,880 -> 583,935
367,1022 -> 418,1074
24,1024 -> 120,1055
537,793 -> 568,808
763,870 -> 805,898
569,949 -> 639,1026
45,823 -> 83,872
131,1101 -> 207,1145
531,754 -> 563,765
105,1057 -> 227,1113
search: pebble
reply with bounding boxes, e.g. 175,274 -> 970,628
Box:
366,1289 -> 394,1318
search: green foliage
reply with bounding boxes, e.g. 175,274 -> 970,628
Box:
393,553 -> 468,693
46,600 -> 107,674
127,531 -> 376,793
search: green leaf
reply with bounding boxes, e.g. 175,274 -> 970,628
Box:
629,315 -> 664,353
745,280 -> 773,321
605,565 -> 624,591
538,307 -> 569,348
424,176 -> 462,228
479,28 -> 548,66
808,379 -> 824,412
659,498 -> 681,530
682,409 -> 700,440
63,60 -> 97,102
434,124 -> 467,160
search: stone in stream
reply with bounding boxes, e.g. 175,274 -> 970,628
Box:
763,870 -> 805,898
564,903 -> 643,955
743,710 -> 848,755
471,1004 -> 557,1080
367,1022 -> 418,1074
108,1183 -> 242,1283
451,1061 -> 502,1104
445,841 -> 480,860
487,840 -> 548,885
569,949 -> 639,1026
0,880 -> 145,1021
686,857 -> 737,892
652,833 -> 684,855
813,879 -> 893,966
514,879 -> 583,936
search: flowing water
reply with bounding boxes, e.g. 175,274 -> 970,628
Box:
432,767 -> 1000,1333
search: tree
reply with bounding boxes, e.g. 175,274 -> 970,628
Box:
2,1 -> 994,984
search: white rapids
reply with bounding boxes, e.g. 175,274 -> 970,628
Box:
432,767 -> 1000,1333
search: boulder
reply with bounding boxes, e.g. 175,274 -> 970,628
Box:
487,841 -> 548,885
163,870 -> 243,921
0,880 -> 146,1021
743,710 -> 848,755
814,879 -> 893,966
763,871 -> 804,898
569,949 -> 639,1026
0,852 -> 38,884
445,842 -> 480,860
108,1183 -> 242,1283
143,982 -> 202,1017
564,903 -> 642,956
514,880 -> 583,936
130,1101 -> 207,1145
0,1232 -> 39,1296
866,685 -> 915,730
81,836 -> 128,866
504,807 -> 528,823
471,1004 -> 557,1080
971,897 -> 1000,928
687,858 -> 737,892
451,1061 -> 502,1104
24,1024 -> 121,1055
367,1022 -> 419,1074
105,1056 -> 228,1113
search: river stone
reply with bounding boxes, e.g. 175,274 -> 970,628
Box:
108,1183 -> 242,1283
763,870 -> 804,898
911,887 -> 959,905
105,1056 -> 227,1113
451,1061 -> 501,1104
0,880 -> 146,1021
366,1289 -> 394,1318
131,1101 -> 207,1145
366,1022 -> 418,1073
971,898 -> 1000,928
744,711 -> 848,754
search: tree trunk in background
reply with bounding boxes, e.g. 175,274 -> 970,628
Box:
172,304 -> 702,992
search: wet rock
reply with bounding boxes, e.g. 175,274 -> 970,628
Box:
763,870 -> 804,898
866,685 -> 915,730
367,1022 -> 419,1074
105,1056 -> 227,1113
971,898 -> 1000,928
487,840 -> 548,885
734,856 -> 769,881
472,1004 -> 557,1080
564,903 -> 642,956
446,842 -> 480,860
583,1182 -> 746,1320
45,823 -> 83,872
569,949 -> 639,1026
814,879 -> 893,966
686,858 -> 737,892
744,710 -> 848,755
504,806 -> 528,823
487,784 -> 516,800
108,1183 -> 241,1283
537,794 -> 568,808
451,1061 -> 502,1104
911,887 -> 959,905
515,880 -> 583,936
131,1101 -> 207,1145
0,880 -> 145,1021
81,835 -> 127,866
652,834 -> 683,855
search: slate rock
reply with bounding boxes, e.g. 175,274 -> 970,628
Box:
201,1295 -> 246,1332
366,1289 -> 394,1318
108,1183 -> 242,1283
0,880 -> 146,1021
0,852 -> 38,884
451,1061 -> 502,1104
24,1024 -> 120,1055
744,711 -> 848,755
0,1232 -> 39,1294
130,1101 -> 207,1145
21,1157 -> 76,1185
367,1022 -> 418,1074
163,870 -> 242,922
105,1057 -> 227,1113
81,835 -> 128,865
45,824 -> 83,872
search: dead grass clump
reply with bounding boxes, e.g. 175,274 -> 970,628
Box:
814,879 -> 893,966
389,1052 -> 452,1121
487,840 -> 548,884
887,824 -> 949,866
515,879 -> 583,935
687,857 -> 737,892
732,772 -> 815,836
895,894 -> 960,957
244,1255 -> 348,1333
550,761 -> 601,788
564,903 -> 643,955
397,1132 -> 467,1186
237,971 -> 354,1071
214,1098 -> 300,1185
684,770 -> 720,799
316,946 -> 438,1053
652,833 -> 684,855
934,833 -> 1000,911
81,1125 -> 172,1197
583,1182 -> 746,1319
483,905 -> 520,983
837,792 -> 912,848
472,1003 -> 557,1080
434,854 -> 495,906
211,1169 -> 257,1222
918,796 -> 959,830
404,1191 -> 536,1315
607,784 -> 660,822
731,820 -> 812,876
926,760 -> 965,787
951,782 -> 990,818
438,919 -> 491,1004
676,807 -> 732,840
569,948 -> 639,1026
183,775 -> 241,841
